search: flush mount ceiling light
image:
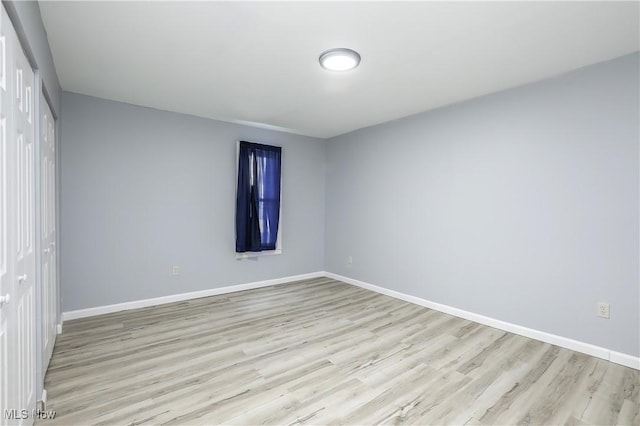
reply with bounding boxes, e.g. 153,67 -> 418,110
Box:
319,48 -> 361,71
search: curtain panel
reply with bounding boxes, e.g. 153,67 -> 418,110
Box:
235,141 -> 282,252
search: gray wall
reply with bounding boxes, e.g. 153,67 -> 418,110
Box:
61,92 -> 325,311
325,53 -> 639,357
3,0 -> 61,113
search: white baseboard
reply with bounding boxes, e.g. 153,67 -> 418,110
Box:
324,272 -> 640,371
62,271 -> 325,322
609,351 -> 640,370
56,323 -> 62,335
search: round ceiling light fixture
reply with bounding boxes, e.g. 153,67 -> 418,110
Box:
319,48 -> 361,71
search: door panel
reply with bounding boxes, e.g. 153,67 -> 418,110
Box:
0,8 -> 14,422
0,4 -> 36,424
13,29 -> 36,424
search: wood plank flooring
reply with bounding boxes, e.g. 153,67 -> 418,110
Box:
44,278 -> 639,425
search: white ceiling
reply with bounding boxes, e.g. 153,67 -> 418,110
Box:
39,1 -> 639,139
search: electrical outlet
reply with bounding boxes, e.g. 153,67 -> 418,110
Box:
347,256 -> 353,265
171,265 -> 180,276
597,302 -> 610,319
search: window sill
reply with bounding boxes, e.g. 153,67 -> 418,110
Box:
236,249 -> 282,260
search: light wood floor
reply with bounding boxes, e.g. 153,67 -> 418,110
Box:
44,278 -> 639,425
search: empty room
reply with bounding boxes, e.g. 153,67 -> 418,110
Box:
1,1 -> 639,425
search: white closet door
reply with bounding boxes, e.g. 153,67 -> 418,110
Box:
0,4 -> 36,424
13,11 -> 36,424
0,6 -> 12,422
40,93 -> 56,371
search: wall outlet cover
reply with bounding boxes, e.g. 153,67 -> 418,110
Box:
597,302 -> 610,319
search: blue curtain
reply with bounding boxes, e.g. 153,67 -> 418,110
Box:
236,141 -> 282,252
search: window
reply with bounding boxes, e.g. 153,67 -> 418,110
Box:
235,141 -> 282,254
